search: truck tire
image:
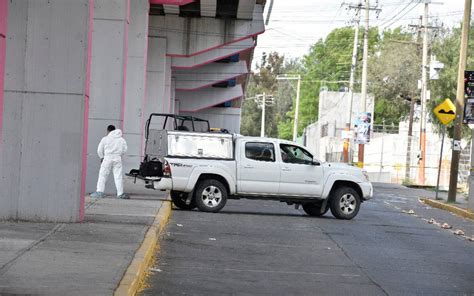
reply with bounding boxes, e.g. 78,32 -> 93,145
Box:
170,191 -> 196,210
329,187 -> 361,220
194,179 -> 227,213
302,202 -> 328,217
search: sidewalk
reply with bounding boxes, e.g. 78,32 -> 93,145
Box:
0,178 -> 169,295
373,182 -> 469,209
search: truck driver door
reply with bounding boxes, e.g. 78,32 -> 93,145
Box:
237,141 -> 281,195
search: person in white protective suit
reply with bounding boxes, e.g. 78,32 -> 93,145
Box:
90,125 -> 129,199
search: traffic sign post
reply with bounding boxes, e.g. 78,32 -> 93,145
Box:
433,99 -> 456,200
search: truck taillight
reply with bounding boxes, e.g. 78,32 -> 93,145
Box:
163,161 -> 171,177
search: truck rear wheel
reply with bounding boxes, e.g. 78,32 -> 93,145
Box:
170,191 -> 196,210
329,187 -> 361,220
302,202 -> 328,217
194,179 -> 227,213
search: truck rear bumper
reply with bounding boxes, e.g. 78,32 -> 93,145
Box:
153,177 -> 172,191
359,182 -> 373,200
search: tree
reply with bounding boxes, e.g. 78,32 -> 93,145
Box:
429,23 -> 474,139
278,26 -> 380,139
241,52 -> 300,137
368,28 -> 419,125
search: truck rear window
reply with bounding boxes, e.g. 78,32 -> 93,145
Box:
245,142 -> 275,162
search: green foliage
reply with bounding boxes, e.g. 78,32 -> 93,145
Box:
429,24 -> 474,139
278,26 -> 380,139
368,28 -> 418,125
240,52 -> 301,138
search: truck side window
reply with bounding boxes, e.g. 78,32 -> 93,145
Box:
280,144 -> 313,165
245,142 -> 275,162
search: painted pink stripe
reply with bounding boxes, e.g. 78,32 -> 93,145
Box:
80,0 -> 94,222
180,95 -> 242,113
120,0 -> 131,131
167,30 -> 265,58
175,73 -> 247,91
0,0 -> 7,161
172,45 -> 255,70
150,0 -> 194,5
140,2 -> 150,159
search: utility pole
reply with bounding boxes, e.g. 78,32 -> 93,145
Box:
246,93 -> 274,138
358,0 -> 370,168
415,0 -> 442,184
261,93 -> 266,137
343,1 -> 361,163
343,1 -> 379,166
448,0 -> 472,202
276,75 -> 302,142
418,0 -> 430,185
293,76 -> 301,142
406,16 -> 423,181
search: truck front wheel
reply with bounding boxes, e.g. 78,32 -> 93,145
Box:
194,179 -> 227,213
329,187 -> 361,220
170,191 -> 196,210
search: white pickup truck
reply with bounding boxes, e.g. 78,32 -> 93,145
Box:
130,114 -> 373,220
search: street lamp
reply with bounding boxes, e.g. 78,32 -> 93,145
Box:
276,75 -> 301,142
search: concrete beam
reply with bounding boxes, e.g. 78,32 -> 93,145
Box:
174,60 -> 248,91
0,0 -> 7,155
1,0 -> 92,222
200,0 -> 216,17
171,38 -> 254,69
181,107 -> 241,133
163,4 -> 179,14
177,84 -> 243,112
148,4 -> 264,57
123,0 -> 149,173
86,0 -> 130,194
145,37 -> 172,131
237,0 -> 255,20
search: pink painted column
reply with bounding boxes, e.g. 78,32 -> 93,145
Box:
120,0 -> 131,131
80,0 -> 94,221
0,0 -> 8,155
140,12 -> 150,159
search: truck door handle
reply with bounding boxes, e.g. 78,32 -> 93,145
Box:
282,167 -> 291,171
244,165 -> 254,169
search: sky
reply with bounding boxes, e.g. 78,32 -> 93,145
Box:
253,0 -> 470,68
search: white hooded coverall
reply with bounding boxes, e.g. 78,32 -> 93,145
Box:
96,129 -> 128,196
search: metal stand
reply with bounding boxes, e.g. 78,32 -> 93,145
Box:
435,126 -> 446,200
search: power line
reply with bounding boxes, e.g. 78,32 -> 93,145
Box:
382,1 -> 423,29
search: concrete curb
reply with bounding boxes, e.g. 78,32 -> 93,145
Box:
114,200 -> 172,296
420,198 -> 474,220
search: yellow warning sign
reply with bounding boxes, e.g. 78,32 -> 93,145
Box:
433,99 -> 456,125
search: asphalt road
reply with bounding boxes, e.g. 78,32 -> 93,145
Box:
141,183 -> 474,296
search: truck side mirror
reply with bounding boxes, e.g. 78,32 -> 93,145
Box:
312,158 -> 321,166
